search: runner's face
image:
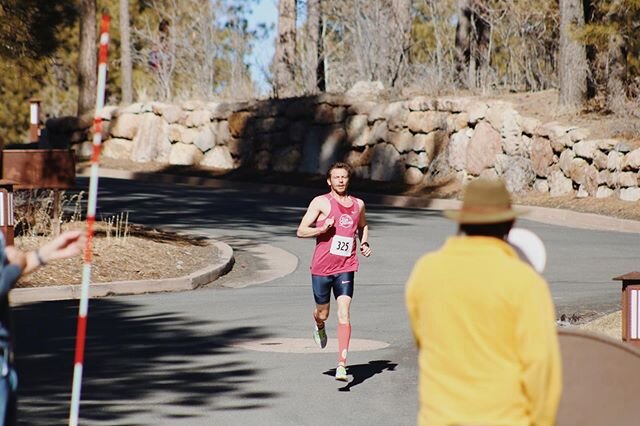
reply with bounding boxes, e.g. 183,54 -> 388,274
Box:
328,168 -> 349,194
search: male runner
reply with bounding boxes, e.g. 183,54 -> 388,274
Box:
297,162 -> 372,381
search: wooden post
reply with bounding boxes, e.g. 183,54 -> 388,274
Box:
613,272 -> 640,347
29,98 -> 41,143
0,180 -> 15,246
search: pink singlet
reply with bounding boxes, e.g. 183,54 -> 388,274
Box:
310,194 -> 361,276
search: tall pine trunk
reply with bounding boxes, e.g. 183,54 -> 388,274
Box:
391,0 -> 411,87
120,0 -> 133,104
558,0 -> 587,110
306,0 -> 324,93
454,0 -> 489,89
606,33 -> 627,114
77,0 -> 97,116
274,0 -> 297,98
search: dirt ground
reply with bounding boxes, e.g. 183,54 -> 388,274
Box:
14,89 -> 640,338
14,225 -> 217,288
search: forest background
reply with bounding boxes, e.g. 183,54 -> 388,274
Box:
1,0 -> 639,146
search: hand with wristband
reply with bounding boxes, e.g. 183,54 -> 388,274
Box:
360,241 -> 372,257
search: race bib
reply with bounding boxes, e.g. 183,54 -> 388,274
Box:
330,235 -> 353,257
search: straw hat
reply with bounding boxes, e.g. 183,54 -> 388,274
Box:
443,178 -> 525,224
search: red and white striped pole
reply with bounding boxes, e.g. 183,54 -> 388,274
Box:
69,13 -> 110,426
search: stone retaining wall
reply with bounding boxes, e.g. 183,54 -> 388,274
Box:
89,94 -> 640,201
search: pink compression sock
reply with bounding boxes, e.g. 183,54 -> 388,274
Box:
337,323 -> 351,365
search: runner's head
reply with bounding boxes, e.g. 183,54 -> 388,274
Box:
326,162 -> 352,195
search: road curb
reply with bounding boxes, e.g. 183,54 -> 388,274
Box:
10,239 -> 234,305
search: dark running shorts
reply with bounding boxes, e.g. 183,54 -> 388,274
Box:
311,272 -> 355,304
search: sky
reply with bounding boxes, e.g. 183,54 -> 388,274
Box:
246,0 -> 278,95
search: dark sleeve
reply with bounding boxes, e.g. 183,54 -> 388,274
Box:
0,264 -> 21,297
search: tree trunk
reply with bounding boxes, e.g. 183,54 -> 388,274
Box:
455,0 -> 472,88
274,0 -> 297,98
120,0 -> 133,104
558,0 -> 587,110
606,33 -> 627,114
391,0 -> 412,87
455,0 -> 490,89
473,7 -> 490,89
306,0 -> 324,93
77,0 -> 97,116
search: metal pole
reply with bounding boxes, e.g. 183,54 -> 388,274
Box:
69,13 -> 110,426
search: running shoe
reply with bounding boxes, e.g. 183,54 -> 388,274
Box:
335,365 -> 348,381
313,324 -> 327,349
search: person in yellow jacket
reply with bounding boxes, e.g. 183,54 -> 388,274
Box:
405,178 -> 561,426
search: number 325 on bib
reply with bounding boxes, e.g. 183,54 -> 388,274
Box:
330,235 -> 353,257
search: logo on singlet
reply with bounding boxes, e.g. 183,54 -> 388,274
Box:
338,214 -> 354,228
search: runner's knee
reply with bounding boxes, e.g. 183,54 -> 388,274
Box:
336,297 -> 351,324
315,305 -> 330,322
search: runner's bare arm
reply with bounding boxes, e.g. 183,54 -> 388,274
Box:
357,200 -> 371,257
297,197 -> 334,238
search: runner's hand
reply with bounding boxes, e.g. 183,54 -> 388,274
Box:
320,217 -> 335,233
360,242 -> 372,257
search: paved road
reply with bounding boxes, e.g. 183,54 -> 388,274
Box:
13,176 -> 640,425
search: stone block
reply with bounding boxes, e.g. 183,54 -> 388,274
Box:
466,122 -> 501,175
170,142 -> 204,166
370,143 -> 404,181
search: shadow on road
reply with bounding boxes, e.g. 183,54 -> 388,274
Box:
12,298 -> 276,425
323,360 -> 397,392
72,177 -> 443,239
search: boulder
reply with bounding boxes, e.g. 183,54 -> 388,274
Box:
466,101 -> 488,124
201,146 -> 234,169
110,113 -> 140,140
558,150 -> 576,176
272,146 -> 301,172
388,130 -> 414,153
184,110 -> 212,127
169,142 -> 204,166
448,130 -> 470,171
549,170 -> 574,196
573,140 -> 599,160
596,186 -> 614,198
299,125 -> 347,175
466,121 -> 501,175
623,148 -> 640,170
618,172 -> 638,188
404,151 -> 429,169
370,143 -> 404,181
345,146 -> 374,168
346,114 -> 370,147
314,104 -> 346,124
593,150 -> 609,170
500,156 -> 536,193
407,96 -> 436,111
607,151 -> 624,171
131,114 -> 170,163
194,125 -> 216,152
407,111 -> 446,134
531,136 -> 554,177
404,167 -> 424,184
228,111 -> 252,138
534,179 -> 549,193
384,102 -> 409,131
101,138 -> 132,160
620,187 -> 640,202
